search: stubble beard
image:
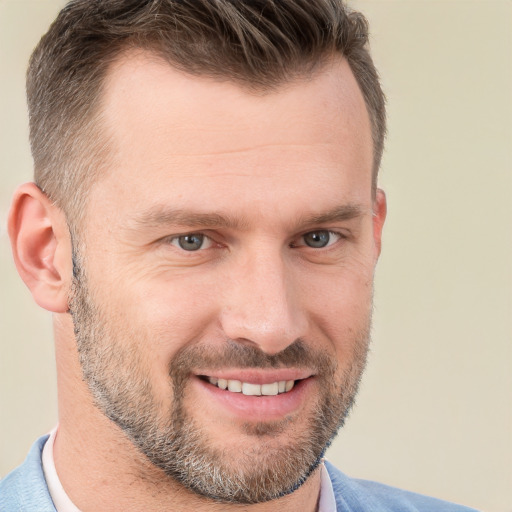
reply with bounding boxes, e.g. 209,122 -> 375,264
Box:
69,256 -> 371,504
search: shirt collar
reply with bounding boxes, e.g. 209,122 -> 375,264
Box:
41,426 -> 81,512
318,459 -> 337,511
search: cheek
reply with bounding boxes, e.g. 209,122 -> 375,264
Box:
114,272 -> 221,359
301,261 -> 374,352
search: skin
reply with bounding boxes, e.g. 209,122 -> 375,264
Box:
8,52 -> 386,511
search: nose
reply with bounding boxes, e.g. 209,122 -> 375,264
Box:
219,249 -> 308,355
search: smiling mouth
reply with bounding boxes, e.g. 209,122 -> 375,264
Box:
200,376 -> 298,396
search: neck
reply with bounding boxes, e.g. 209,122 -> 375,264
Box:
53,315 -> 322,512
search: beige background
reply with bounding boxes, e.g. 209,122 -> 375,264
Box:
1,1 -> 510,511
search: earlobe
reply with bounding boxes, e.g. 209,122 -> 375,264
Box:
372,188 -> 387,258
8,183 -> 72,313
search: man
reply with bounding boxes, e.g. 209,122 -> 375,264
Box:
0,1 -> 479,511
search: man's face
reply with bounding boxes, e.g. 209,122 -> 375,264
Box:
70,53 -> 384,503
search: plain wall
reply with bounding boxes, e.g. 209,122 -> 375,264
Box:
0,1 -> 510,511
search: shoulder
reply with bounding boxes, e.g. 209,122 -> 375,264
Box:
324,461 -> 480,512
0,435 -> 56,512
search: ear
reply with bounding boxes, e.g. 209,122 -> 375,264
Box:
8,183 -> 73,313
372,188 -> 387,259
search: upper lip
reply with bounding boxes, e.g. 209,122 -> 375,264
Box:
194,369 -> 314,385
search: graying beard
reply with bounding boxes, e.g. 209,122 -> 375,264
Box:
68,243 -> 369,504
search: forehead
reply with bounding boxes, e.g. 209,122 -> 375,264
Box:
101,50 -> 370,150
89,51 -> 373,221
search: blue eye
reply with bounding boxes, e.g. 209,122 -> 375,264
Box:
302,230 -> 339,248
170,234 -> 212,251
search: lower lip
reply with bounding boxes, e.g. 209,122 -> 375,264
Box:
191,376 -> 314,422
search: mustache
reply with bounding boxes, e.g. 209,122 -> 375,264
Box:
171,338 -> 334,370
169,338 -> 336,394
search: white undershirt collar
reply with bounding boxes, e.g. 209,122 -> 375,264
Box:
41,426 -> 81,512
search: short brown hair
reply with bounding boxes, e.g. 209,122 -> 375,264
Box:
27,0 -> 386,225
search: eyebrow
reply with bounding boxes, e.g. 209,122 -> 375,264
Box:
299,204 -> 366,226
130,204 -> 366,232
131,207 -> 250,231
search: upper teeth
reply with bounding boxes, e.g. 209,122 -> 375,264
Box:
208,377 -> 295,396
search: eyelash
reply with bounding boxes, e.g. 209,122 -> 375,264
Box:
292,230 -> 344,249
168,233 -> 214,251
